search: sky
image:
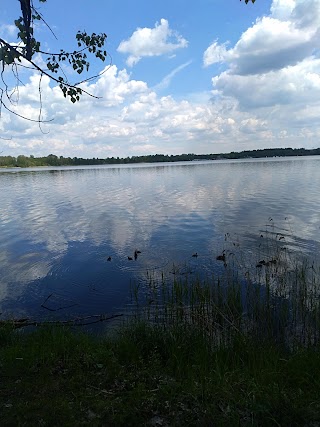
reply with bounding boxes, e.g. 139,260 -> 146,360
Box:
1,0 -> 320,158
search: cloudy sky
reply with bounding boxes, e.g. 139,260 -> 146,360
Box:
1,0 -> 320,158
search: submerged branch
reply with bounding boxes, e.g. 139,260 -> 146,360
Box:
0,313 -> 123,329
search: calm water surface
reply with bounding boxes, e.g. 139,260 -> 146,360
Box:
1,157 -> 320,321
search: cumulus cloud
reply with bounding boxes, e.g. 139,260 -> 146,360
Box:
212,57 -> 320,109
203,41 -> 230,68
86,65 -> 148,106
1,66 -> 248,157
204,0 -> 320,75
270,0 -> 296,20
205,0 -> 320,120
117,19 -> 188,66
240,118 -> 267,134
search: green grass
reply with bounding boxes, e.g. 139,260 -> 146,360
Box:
1,322 -> 320,426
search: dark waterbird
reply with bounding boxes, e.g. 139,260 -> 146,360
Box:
256,258 -> 277,268
134,249 -> 142,260
216,252 -> 226,262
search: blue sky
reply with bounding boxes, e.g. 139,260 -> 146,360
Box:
1,0 -> 320,157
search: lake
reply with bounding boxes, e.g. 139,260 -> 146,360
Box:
1,156 -> 320,322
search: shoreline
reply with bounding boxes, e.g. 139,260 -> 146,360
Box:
1,147 -> 320,168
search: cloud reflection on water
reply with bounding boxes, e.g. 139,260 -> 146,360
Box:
1,158 -> 320,318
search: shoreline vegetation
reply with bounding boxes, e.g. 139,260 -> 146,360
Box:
1,231 -> 320,425
1,146 -> 320,168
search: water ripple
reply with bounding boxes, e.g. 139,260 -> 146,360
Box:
1,158 -> 320,319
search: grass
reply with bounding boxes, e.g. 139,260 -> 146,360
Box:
1,224 -> 320,425
1,323 -> 320,426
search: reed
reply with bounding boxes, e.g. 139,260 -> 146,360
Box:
130,223 -> 320,350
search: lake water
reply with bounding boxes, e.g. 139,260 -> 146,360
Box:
1,156 -> 320,322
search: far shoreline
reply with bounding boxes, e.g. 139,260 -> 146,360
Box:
1,147 -> 320,168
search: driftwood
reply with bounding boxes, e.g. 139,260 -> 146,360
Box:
0,313 -> 123,329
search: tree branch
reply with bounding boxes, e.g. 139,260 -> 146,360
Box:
0,1 -> 109,121
0,38 -> 101,99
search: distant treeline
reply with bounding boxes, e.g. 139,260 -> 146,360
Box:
1,147 -> 320,168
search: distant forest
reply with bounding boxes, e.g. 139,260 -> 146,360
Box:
1,147 -> 320,168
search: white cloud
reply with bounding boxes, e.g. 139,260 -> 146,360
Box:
212,57 -> 320,109
240,118 -> 267,134
86,65 -> 149,106
203,41 -> 230,68
290,0 -> 320,28
230,16 -> 317,75
270,0 -> 295,20
204,0 -> 320,139
117,19 -> 188,66
204,1 -> 320,75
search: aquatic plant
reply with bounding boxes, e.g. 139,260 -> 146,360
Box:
130,222 -> 320,349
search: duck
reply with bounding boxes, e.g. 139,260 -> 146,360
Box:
128,256 -> 133,261
192,252 -> 198,258
107,256 -> 112,261
134,249 -> 142,260
216,252 -> 226,262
